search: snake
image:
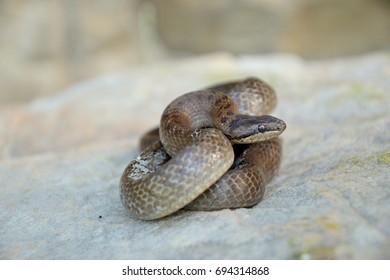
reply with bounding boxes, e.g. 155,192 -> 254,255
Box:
120,77 -> 286,220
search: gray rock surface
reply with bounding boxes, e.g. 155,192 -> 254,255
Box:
1,53 -> 389,259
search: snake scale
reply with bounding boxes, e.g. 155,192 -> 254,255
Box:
120,77 -> 286,220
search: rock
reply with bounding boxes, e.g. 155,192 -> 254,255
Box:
3,0 -> 390,105
1,52 -> 389,259
153,0 -> 390,58
0,0 -> 141,104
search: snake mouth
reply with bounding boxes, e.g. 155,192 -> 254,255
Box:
230,130 -> 283,144
227,115 -> 286,144
271,118 -> 287,134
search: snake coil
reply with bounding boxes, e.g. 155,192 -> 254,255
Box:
120,77 -> 286,220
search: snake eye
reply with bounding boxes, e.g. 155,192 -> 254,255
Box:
258,124 -> 267,133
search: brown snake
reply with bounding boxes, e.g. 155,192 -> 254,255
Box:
120,77 -> 286,220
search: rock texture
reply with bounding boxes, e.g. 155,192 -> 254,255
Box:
1,52 -> 390,259
2,0 -> 390,105
0,0 -> 141,104
153,0 -> 390,58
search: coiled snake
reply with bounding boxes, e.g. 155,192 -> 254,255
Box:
120,77 -> 286,220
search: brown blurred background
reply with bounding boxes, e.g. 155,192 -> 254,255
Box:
1,0 -> 390,105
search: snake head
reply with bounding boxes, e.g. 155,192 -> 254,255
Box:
227,115 -> 286,144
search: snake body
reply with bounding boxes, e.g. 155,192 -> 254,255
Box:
120,78 -> 286,220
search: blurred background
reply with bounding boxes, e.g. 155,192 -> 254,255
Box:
1,0 -> 390,105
